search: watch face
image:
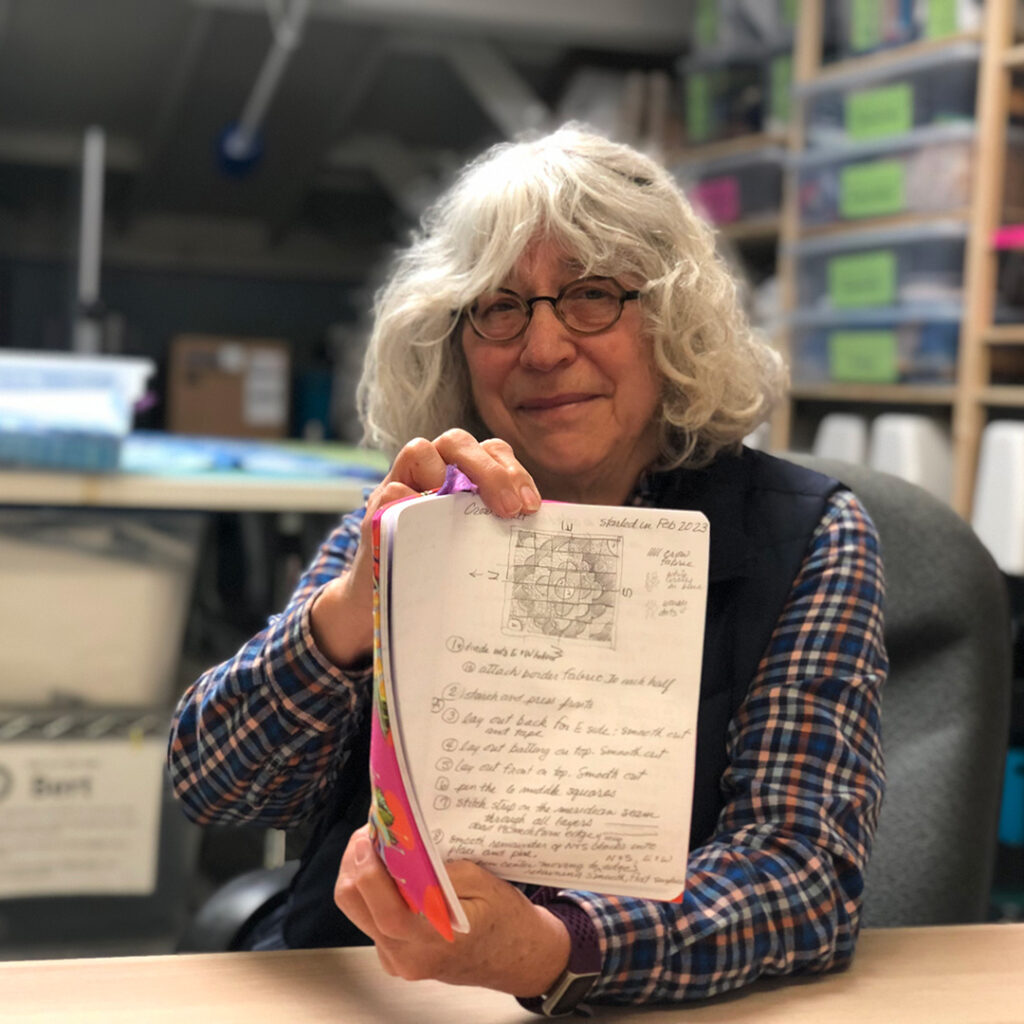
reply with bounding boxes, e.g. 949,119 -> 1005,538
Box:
545,972 -> 599,1016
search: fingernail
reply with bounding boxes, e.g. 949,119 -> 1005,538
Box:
520,486 -> 541,512
500,491 -> 523,517
354,834 -> 371,866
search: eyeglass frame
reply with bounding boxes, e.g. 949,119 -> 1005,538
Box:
464,275 -> 641,342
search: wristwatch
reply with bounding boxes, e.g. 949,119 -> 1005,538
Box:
518,900 -> 601,1017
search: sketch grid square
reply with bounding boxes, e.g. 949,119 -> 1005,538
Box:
504,529 -> 622,645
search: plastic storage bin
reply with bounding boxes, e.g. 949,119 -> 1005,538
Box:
812,412 -> 870,463
868,412 -> 952,501
802,42 -> 979,148
0,350 -> 154,471
795,123 -> 1024,229
688,0 -> 795,53
680,48 -> 792,144
996,227 -> 1024,317
0,508 -> 203,705
792,221 -> 967,311
972,420 -> 1024,575
0,708 -> 199,953
789,305 -> 961,384
675,146 -> 786,225
834,0 -> 982,60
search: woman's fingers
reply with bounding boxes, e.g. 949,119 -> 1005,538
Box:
385,436 -> 450,495
372,430 -> 541,520
323,430 -> 540,668
335,827 -> 572,993
336,829 -> 421,941
432,429 -> 541,517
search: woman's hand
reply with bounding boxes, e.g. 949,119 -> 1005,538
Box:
335,825 -> 570,995
310,430 -> 540,668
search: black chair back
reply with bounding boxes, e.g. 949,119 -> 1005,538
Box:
791,454 -> 1012,925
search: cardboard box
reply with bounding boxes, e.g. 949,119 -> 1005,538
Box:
168,334 -> 290,438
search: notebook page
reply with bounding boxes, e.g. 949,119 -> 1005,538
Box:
385,492 -> 709,899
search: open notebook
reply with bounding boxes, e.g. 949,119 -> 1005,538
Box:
367,489 -> 709,939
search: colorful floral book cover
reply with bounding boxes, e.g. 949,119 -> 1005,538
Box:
368,494 -> 467,941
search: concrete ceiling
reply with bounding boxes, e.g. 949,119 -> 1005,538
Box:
0,0 -> 689,279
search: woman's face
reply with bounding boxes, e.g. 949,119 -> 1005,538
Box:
460,240 -> 662,505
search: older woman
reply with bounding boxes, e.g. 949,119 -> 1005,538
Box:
169,126 -> 885,1014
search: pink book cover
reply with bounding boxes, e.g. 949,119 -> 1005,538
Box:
367,496 -> 461,941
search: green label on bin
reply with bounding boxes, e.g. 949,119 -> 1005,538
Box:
771,54 -> 793,126
687,72 -> 711,143
926,0 -> 958,38
850,0 -> 882,53
828,250 -> 897,308
846,83 -> 913,140
840,159 -> 906,219
695,0 -> 717,48
828,330 -> 899,382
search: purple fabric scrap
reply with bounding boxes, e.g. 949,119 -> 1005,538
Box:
437,464 -> 478,495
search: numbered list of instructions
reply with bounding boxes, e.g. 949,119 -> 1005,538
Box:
387,495 -> 709,899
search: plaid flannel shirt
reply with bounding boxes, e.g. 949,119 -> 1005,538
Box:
168,486 -> 886,1004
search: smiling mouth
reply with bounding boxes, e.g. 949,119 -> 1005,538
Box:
518,394 -> 598,412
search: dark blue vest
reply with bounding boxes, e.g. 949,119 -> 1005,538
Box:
281,448 -> 840,948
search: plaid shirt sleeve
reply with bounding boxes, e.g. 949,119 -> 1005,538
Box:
559,488 -> 887,1005
167,507 -> 374,827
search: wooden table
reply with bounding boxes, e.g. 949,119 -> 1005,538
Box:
0,437 -> 389,513
0,466 -> 373,512
3,924 -> 1022,1023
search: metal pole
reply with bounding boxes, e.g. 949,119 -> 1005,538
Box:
73,125 -> 105,354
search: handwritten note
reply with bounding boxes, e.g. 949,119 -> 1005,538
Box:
378,493 -> 709,899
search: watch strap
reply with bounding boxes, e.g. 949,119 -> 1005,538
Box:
517,896 -> 601,1016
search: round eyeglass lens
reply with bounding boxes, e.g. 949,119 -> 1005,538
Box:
559,280 -> 625,332
470,294 -> 527,339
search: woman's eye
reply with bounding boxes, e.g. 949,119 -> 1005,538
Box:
478,296 -> 519,315
572,284 -> 616,302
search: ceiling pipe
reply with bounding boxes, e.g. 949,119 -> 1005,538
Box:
219,0 -> 312,172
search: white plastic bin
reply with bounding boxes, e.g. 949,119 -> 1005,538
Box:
813,413 -> 870,463
868,413 -> 952,502
0,350 -> 154,471
789,305 -> 961,385
972,420 -> 1024,575
791,221 -> 967,312
0,509 -> 203,705
802,43 -> 979,147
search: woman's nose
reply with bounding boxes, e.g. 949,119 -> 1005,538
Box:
519,302 -> 576,370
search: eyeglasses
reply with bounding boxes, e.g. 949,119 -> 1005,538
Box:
466,276 -> 640,342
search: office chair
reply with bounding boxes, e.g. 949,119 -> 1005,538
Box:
791,454 -> 1012,926
176,860 -> 299,953
177,456 -> 1013,950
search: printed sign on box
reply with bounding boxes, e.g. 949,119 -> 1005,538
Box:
0,739 -> 164,898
